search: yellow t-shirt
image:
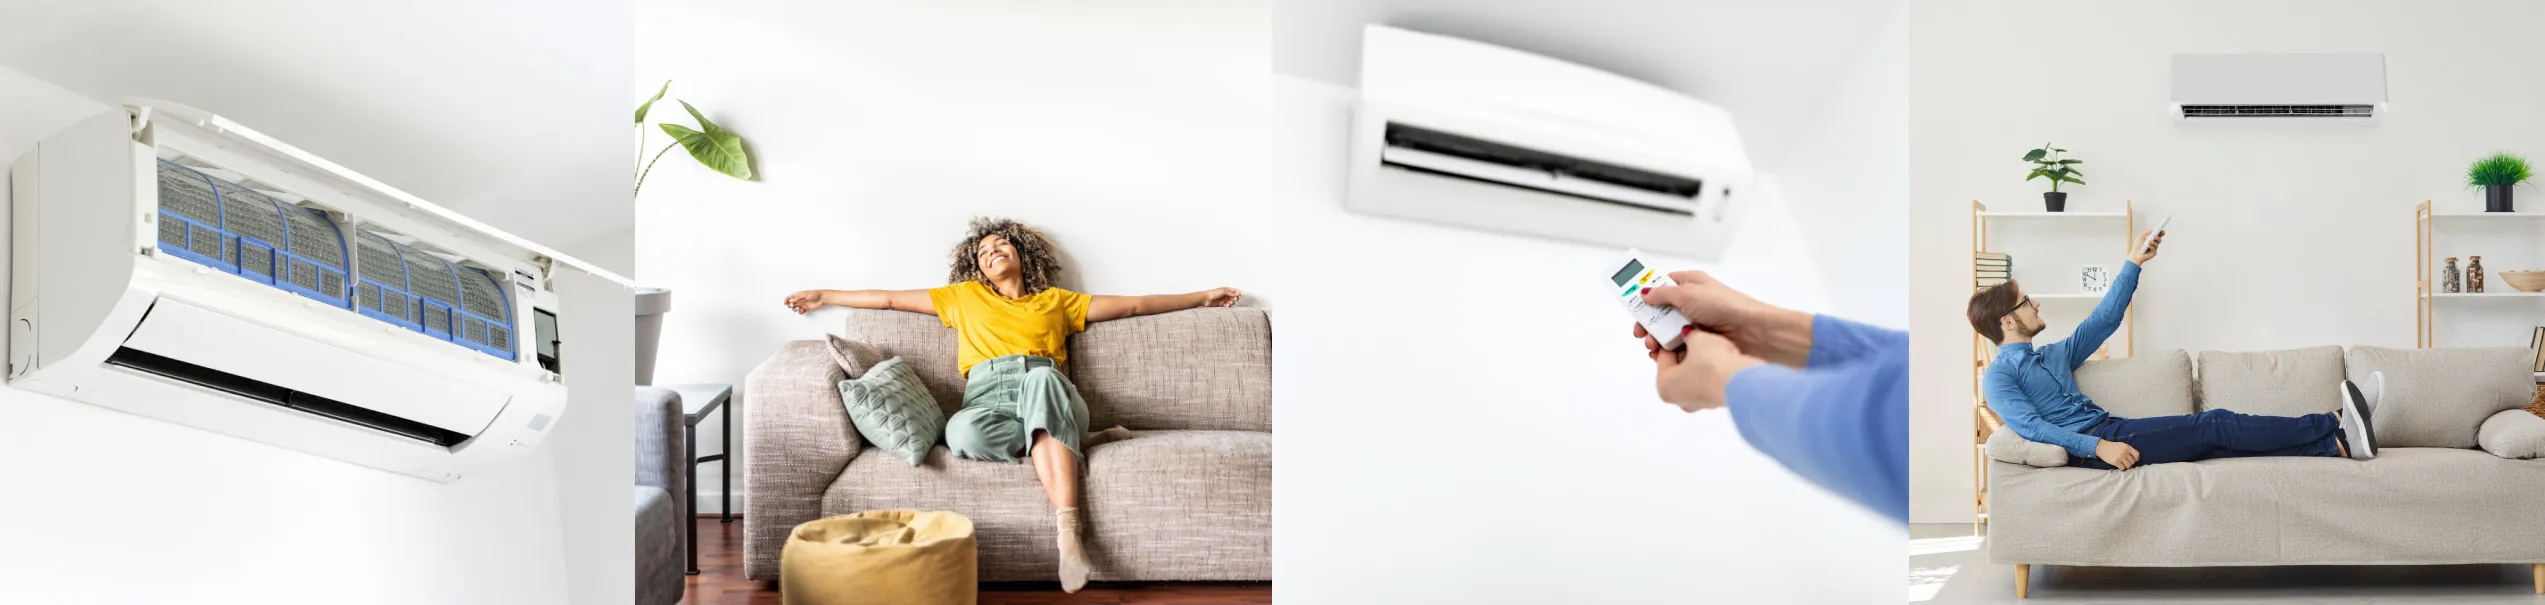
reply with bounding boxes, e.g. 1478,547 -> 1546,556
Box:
928,281 -> 1092,376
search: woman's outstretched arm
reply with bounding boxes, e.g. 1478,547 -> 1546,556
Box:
783,289 -> 937,315
1086,287 -> 1241,323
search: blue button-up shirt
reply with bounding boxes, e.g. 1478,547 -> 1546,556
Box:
1982,261 -> 2142,458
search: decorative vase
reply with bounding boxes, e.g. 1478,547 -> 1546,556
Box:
2444,257 -> 2462,293
635,286 -> 672,385
2487,185 -> 2516,213
2470,256 -> 2488,293
2043,191 -> 2068,212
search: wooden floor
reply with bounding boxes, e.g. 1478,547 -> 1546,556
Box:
681,517 -> 1272,605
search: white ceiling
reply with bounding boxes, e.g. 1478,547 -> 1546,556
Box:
1276,0 -> 1904,170
0,0 -> 634,253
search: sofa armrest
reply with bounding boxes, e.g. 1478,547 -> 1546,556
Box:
634,386 -> 684,494
1985,428 -> 2069,467
2478,408 -> 2545,459
743,339 -> 860,579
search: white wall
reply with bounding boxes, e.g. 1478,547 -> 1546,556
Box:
632,0 -> 1276,512
1909,0 -> 2545,522
1777,7 -> 1909,328
0,42 -> 628,605
1269,77 -> 1898,603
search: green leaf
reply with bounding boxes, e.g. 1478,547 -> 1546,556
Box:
2057,159 -> 2082,164
680,100 -> 727,136
2022,149 -> 2047,162
661,123 -> 753,180
2054,148 -> 2067,152
636,80 -> 670,123
2064,176 -> 2087,186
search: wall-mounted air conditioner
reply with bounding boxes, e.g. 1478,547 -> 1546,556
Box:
2171,53 -> 2386,120
1346,25 -> 1753,259
8,101 -> 580,482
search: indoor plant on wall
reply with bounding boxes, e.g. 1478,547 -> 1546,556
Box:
2023,143 -> 2085,212
635,80 -> 754,195
2468,152 -> 2531,213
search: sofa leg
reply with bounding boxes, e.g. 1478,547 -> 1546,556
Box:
2015,564 -> 2030,599
2533,563 -> 2541,594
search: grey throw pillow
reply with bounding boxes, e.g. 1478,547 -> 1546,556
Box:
2477,409 -> 2545,459
825,334 -> 886,379
838,357 -> 944,466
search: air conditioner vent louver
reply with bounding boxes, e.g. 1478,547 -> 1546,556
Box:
2179,104 -> 2376,118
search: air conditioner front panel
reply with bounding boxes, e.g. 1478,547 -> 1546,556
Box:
121,296 -> 509,436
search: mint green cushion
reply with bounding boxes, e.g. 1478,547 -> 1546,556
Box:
838,357 -> 945,466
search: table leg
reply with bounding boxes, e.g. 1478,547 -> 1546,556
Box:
722,399 -> 733,523
685,421 -> 700,575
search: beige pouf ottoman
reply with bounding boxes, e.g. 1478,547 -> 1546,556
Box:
781,510 -> 978,605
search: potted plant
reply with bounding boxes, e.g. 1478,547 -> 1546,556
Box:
2467,152 -> 2532,213
630,80 -> 755,383
2023,143 -> 2086,212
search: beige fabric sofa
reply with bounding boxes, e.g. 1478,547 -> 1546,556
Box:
1983,346 -> 2545,597
743,307 -> 1272,582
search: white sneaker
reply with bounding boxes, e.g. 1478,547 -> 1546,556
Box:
2339,379 -> 2378,460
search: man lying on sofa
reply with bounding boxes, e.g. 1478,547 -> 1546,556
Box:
1966,230 -> 2382,470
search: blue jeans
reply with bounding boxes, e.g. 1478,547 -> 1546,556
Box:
2068,408 -> 2341,469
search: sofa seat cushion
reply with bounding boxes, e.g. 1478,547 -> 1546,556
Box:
2344,345 -> 2534,449
1987,447 -> 2545,566
822,430 -> 1271,582
2196,346 -> 2347,417
2075,349 -> 2196,418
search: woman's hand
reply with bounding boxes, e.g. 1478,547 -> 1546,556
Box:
1202,287 -> 1243,307
782,290 -> 831,314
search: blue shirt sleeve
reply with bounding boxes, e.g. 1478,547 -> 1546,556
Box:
1982,367 -> 2101,458
2053,261 -> 2140,369
1721,341 -> 1908,524
1804,314 -> 1907,368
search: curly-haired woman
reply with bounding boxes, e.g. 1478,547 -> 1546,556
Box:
781,217 -> 1240,591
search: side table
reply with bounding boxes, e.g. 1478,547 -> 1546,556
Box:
666,383 -> 732,575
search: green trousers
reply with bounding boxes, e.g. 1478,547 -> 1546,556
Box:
944,355 -> 1090,463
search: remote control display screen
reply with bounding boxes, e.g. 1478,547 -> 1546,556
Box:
1611,260 -> 1645,287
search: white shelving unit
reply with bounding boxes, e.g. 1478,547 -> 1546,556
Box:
2415,200 -> 2545,353
1968,199 -> 2138,532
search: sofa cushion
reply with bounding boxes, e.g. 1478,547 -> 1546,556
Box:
838,357 -> 946,466
1985,428 -> 2068,467
2343,345 -> 2533,449
2074,349 -> 2195,418
823,430 -> 1271,582
2479,408 -> 2545,459
1068,309 -> 1272,431
1987,447 -> 2545,566
2195,346 -> 2346,417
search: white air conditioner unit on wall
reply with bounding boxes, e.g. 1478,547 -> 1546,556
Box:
1346,25 -> 1754,259
2171,53 -> 2387,120
8,101 -> 575,483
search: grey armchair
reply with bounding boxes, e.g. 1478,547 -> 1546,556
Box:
636,387 -> 687,605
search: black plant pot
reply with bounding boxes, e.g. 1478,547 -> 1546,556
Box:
2044,191 -> 2068,212
2486,184 -> 2516,213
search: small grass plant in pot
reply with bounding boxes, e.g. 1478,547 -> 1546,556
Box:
2468,152 -> 2532,213
2023,142 -> 2085,212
